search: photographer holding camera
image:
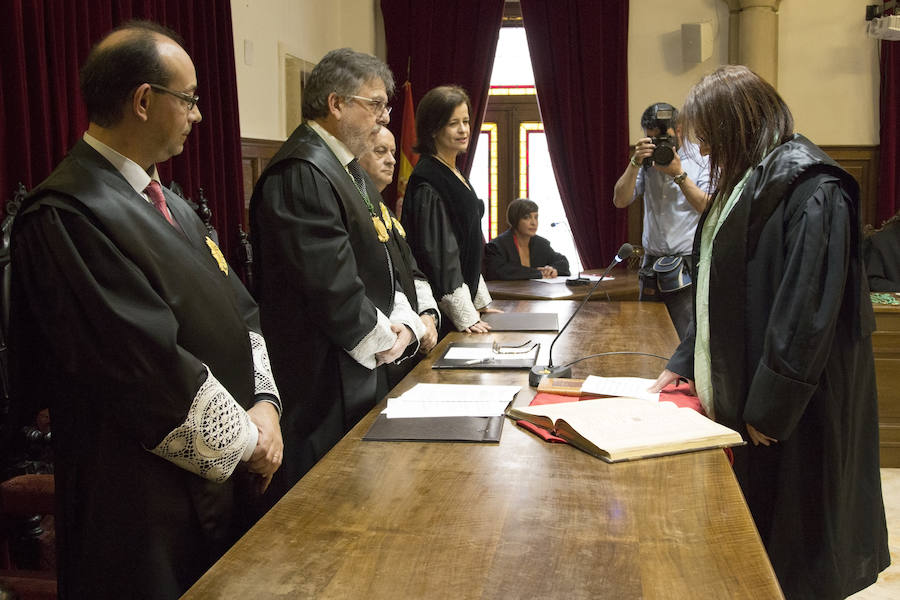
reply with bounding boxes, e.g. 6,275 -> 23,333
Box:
613,102 -> 711,340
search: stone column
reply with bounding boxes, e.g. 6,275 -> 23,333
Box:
724,0 -> 781,86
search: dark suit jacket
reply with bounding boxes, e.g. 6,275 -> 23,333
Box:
484,228 -> 570,280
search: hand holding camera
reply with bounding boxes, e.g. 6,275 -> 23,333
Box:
632,103 -> 679,169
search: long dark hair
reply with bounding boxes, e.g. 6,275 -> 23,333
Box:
681,65 -> 794,201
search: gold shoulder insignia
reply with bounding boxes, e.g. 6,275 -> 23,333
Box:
393,217 -> 406,238
372,216 -> 389,242
380,203 -> 393,230
205,237 -> 229,275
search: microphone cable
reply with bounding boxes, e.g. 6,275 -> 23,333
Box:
557,350 -> 670,370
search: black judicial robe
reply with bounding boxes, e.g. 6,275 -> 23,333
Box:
402,156 -> 487,330
667,135 -> 889,600
9,141 -> 268,599
250,123 -> 417,498
484,228 -> 570,280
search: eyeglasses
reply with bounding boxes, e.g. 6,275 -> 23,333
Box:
149,84 -> 199,111
492,340 -> 539,355
347,95 -> 392,116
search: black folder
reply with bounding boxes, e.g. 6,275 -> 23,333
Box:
431,342 -> 538,370
362,414 -> 504,443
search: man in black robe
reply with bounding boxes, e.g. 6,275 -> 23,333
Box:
9,21 -> 283,599
250,49 -> 439,502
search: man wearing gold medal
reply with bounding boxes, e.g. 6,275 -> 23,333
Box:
250,48 -> 439,503
10,21 -> 283,597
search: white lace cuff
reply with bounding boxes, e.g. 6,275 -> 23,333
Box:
439,283 -> 480,331
249,331 -> 281,416
414,279 -> 441,328
390,290 -> 425,347
473,275 -> 492,310
149,366 -> 256,482
347,309 -> 394,369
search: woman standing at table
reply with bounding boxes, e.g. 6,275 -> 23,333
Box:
484,197 -> 570,280
401,85 -> 495,333
652,65 -> 888,599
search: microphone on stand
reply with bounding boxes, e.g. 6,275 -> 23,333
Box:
528,243 -> 634,387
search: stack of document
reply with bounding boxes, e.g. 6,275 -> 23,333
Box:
383,383 -> 521,419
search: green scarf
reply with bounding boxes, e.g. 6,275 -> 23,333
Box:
693,168 -> 753,417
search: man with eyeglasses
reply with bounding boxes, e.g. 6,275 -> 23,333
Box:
9,20 -> 283,599
251,48 -> 439,502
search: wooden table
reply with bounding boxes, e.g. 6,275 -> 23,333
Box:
184,301 -> 782,600
487,269 -> 640,301
873,294 -> 900,467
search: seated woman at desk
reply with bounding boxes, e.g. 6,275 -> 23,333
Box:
484,198 -> 570,280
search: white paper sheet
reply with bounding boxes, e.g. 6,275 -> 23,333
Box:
383,383 -> 521,418
581,376 -> 660,403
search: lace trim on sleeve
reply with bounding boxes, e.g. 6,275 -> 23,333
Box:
347,310 -> 394,369
438,283 -> 480,330
249,331 -> 282,415
414,279 -> 441,328
389,290 -> 425,346
473,275 -> 493,310
148,366 -> 254,482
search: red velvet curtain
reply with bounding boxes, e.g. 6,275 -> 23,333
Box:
380,0 -> 505,202
520,0 -> 629,268
0,0 -> 244,262
878,40 -> 899,224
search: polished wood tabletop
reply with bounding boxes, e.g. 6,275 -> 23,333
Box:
184,301 -> 782,600
487,268 -> 640,301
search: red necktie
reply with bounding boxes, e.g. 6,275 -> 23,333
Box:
144,181 -> 180,230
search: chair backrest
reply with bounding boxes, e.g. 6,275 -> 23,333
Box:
1,184 -> 27,442
238,226 -> 254,294
1,184 -> 26,337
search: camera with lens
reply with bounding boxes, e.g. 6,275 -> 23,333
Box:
642,105 -> 677,167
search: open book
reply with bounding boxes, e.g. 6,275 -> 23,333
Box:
507,396 -> 743,462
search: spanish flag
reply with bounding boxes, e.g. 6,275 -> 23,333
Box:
396,81 -> 418,217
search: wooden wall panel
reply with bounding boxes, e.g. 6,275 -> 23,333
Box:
240,138 -> 282,228
822,145 -> 880,228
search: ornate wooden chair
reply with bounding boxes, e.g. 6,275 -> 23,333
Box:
0,184 -> 57,600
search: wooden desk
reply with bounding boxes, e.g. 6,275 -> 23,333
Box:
184,301 -> 781,600
487,269 -> 640,301
873,294 -> 900,467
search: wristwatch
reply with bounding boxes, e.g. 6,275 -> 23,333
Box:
630,155 -> 640,168
673,172 -> 688,185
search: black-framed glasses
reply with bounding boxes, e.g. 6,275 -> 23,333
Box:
149,84 -> 199,111
347,95 -> 392,116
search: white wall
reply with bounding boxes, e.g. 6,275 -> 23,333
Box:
230,0 -> 377,140
230,0 -> 880,146
627,0 -> 731,142
778,0 -> 880,145
627,0 -> 880,145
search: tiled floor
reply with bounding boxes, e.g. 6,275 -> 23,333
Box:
848,468 -> 899,599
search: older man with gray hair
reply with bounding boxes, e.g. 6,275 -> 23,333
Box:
250,48 -> 439,501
